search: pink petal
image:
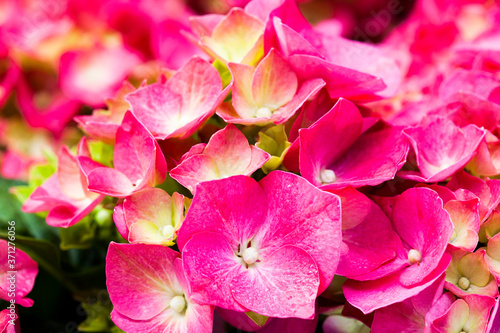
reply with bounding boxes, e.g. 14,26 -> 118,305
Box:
181,232 -> 247,312
401,118 -> 485,182
330,187 -> 397,278
177,176 -> 267,252
87,167 -> 136,198
344,254 -> 451,314
251,49 -> 297,109
232,245 -> 319,319
393,188 -> 454,287
106,243 -> 182,321
256,171 -> 342,293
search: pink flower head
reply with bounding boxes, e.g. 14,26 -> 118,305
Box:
177,171 -> 342,318
399,117 -> 485,183
59,45 -> 141,107
22,139 -> 104,228
170,124 -> 270,193
298,98 -> 408,189
0,239 -> 38,307
269,17 -> 401,102
343,187 -> 454,314
74,81 -> 136,143
113,188 -> 185,245
125,57 -> 228,140
106,243 -> 213,333
445,246 -> 498,298
217,49 -> 325,126
16,71 -> 80,136
78,111 -> 167,198
432,294 -> 496,333
190,8 -> 264,65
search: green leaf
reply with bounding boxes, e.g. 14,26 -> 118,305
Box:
87,140 -> 114,167
60,216 -> 97,250
245,311 -> 268,327
213,59 -> 232,89
256,125 -> 291,173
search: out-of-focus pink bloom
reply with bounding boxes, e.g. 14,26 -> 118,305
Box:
0,239 -> 38,307
112,188 -> 185,245
22,139 -> 104,228
432,294 -> 495,333
170,124 -> 269,193
59,45 -> 141,107
217,49 -> 324,125
343,188 -> 454,314
126,57 -> 228,140
74,81 -> 136,143
445,246 -> 498,298
298,98 -> 408,189
78,111 -> 166,198
399,117 -> 485,183
0,52 -> 20,109
106,243 -> 213,333
177,171 -> 341,318
0,308 -> 17,333
16,70 -> 80,136
190,8 -> 264,65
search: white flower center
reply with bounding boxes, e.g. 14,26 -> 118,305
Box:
159,225 -> 175,239
320,169 -> 336,184
255,107 -> 272,118
408,249 -> 422,264
242,247 -> 259,265
170,295 -> 186,313
458,277 -> 470,290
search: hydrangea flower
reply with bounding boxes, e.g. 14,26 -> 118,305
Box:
177,171 -> 341,318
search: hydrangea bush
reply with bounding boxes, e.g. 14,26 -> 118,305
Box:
1,0 -> 500,332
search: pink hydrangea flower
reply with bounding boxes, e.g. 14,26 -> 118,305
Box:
78,111 -> 167,198
125,57 -> 228,139
432,294 -> 496,333
0,309 -> 16,333
22,139 -> 104,228
343,187 -> 454,314
170,124 -> 270,193
113,188 -> 185,245
445,246 -> 498,298
399,117 -> 485,183
177,171 -> 341,318
0,239 -> 38,307
106,242 -> 213,333
298,98 -> 408,189
59,45 -> 141,107
217,49 -> 325,125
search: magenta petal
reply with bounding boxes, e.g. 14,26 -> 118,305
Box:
177,176 -> 267,252
393,188 -> 454,287
182,232 -> 246,312
401,118 -> 485,182
232,245 -> 319,319
344,254 -> 451,314
87,168 -> 135,198
106,243 -> 181,320
257,171 -> 341,293
331,187 -> 397,278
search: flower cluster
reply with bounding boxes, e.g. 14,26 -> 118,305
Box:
2,0 -> 500,332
